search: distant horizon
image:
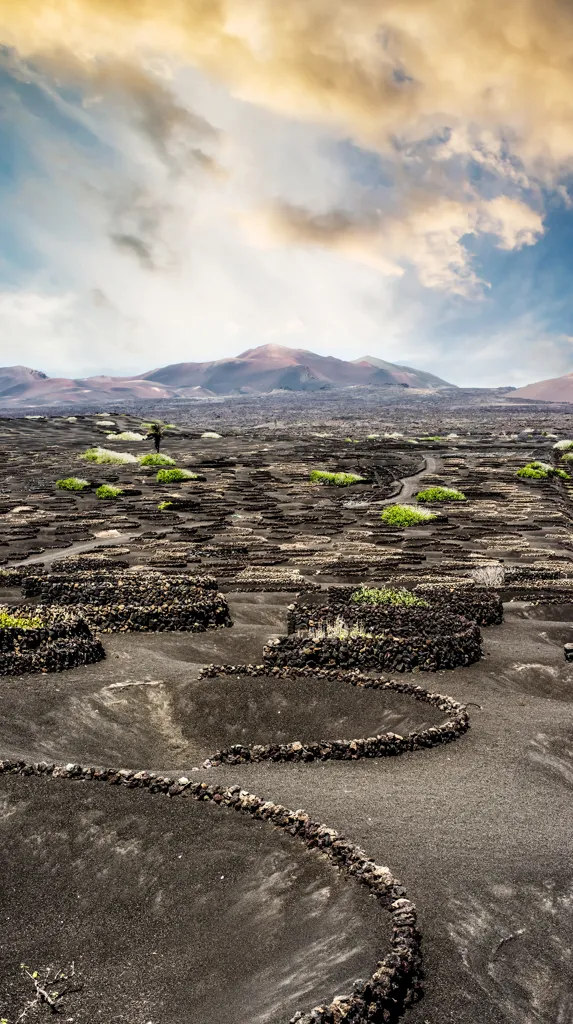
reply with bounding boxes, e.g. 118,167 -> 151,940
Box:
0,341 -> 525,390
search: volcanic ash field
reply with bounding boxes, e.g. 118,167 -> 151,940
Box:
1,408 -> 573,1024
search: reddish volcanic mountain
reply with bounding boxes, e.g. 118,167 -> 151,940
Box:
0,344 -> 453,406
142,343 -> 452,394
511,373 -> 573,403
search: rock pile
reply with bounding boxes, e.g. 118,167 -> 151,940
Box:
0,757 -> 422,1024
0,607 -> 105,675
0,565 -> 46,587
411,584 -> 503,626
225,566 -> 320,591
265,623 -> 481,672
51,554 -> 131,571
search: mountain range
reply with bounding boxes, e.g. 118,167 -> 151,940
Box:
0,344 -> 454,407
511,372 -> 573,403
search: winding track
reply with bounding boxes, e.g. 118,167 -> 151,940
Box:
394,454 -> 438,502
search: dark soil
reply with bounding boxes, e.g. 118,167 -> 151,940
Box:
2,410 -> 573,1023
0,773 -> 388,1024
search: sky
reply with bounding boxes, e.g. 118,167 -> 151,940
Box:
0,2 -> 573,386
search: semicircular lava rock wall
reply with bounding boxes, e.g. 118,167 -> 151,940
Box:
0,565 -> 46,587
0,607 -> 105,675
22,570 -> 220,602
21,570 -> 232,633
278,606 -> 482,672
324,585 -> 504,628
198,665 -> 470,766
0,758 -> 422,1024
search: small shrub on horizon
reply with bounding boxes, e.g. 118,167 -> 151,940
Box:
56,477 -> 90,491
416,486 -> 467,502
141,421 -> 176,431
95,484 -> 124,499
310,470 -> 366,486
381,504 -> 436,527
351,585 -> 429,608
139,453 -> 176,466
106,431 -> 146,441
156,468 -> 198,483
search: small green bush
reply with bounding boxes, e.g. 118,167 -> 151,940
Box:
380,504 -> 436,527
81,447 -> 137,465
156,468 -> 198,483
139,453 -> 176,466
95,484 -> 123,499
310,470 -> 366,486
516,464 -> 546,479
158,500 -> 174,510
0,609 -> 43,629
351,585 -> 429,608
516,461 -> 570,480
56,477 -> 90,491
416,486 -> 467,502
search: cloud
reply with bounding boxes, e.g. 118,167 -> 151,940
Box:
0,289 -> 74,330
0,0 -> 557,295
250,192 -> 544,296
477,196 -> 544,251
63,57 -> 222,175
2,0 -> 573,178
0,45 -> 223,177
0,0 -> 569,389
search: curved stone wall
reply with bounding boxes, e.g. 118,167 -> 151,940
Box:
0,607 -> 105,675
313,584 -> 503,628
0,757 -> 422,1024
280,605 -> 482,672
199,665 -> 470,766
21,570 -> 232,632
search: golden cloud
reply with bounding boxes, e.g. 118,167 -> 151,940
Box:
249,192 -> 544,295
1,0 -> 573,172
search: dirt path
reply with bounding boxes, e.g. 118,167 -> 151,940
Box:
11,531 -> 141,568
379,453 -> 439,506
